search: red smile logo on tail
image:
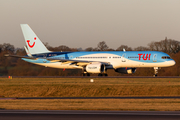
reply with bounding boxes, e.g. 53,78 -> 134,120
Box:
27,37 -> 36,48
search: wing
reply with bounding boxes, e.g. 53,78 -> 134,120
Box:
4,54 -> 111,66
47,57 -> 111,66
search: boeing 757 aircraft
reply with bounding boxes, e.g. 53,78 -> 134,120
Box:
5,24 -> 176,76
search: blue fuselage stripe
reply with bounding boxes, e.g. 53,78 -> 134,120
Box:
23,51 -> 173,64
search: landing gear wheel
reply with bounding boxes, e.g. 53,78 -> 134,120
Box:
153,74 -> 157,77
82,73 -> 90,76
98,73 -> 102,76
82,73 -> 86,76
98,73 -> 108,76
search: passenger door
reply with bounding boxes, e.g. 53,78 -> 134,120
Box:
122,53 -> 126,62
153,54 -> 157,62
43,54 -> 47,63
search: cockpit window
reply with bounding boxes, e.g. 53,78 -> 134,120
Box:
162,56 -> 171,59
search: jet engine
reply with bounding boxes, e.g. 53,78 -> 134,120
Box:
115,68 -> 136,74
85,63 -> 105,73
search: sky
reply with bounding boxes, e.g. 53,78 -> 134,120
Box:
0,0 -> 180,49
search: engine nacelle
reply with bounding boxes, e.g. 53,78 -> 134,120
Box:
85,63 -> 105,73
115,68 -> 136,74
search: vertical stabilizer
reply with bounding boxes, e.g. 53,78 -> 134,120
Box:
20,24 -> 50,54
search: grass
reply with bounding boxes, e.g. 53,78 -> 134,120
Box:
0,99 -> 180,111
0,78 -> 180,97
1,77 -> 180,111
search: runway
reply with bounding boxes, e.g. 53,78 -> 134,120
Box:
1,96 -> 180,100
0,110 -> 180,120
1,76 -> 180,78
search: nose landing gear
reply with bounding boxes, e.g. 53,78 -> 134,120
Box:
153,67 -> 160,77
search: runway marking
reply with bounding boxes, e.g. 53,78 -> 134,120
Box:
0,98 -> 17,100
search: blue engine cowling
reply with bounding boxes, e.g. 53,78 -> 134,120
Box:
115,68 -> 136,74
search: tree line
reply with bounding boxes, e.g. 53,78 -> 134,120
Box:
0,37 -> 180,76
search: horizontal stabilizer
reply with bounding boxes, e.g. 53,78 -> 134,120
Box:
24,46 -> 32,57
4,54 -> 37,60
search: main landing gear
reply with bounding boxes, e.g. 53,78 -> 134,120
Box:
153,67 -> 160,77
82,73 -> 90,76
98,73 -> 108,76
82,73 -> 108,76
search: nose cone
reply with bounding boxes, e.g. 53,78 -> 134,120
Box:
168,60 -> 176,66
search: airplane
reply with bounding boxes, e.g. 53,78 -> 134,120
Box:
5,24 -> 176,77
